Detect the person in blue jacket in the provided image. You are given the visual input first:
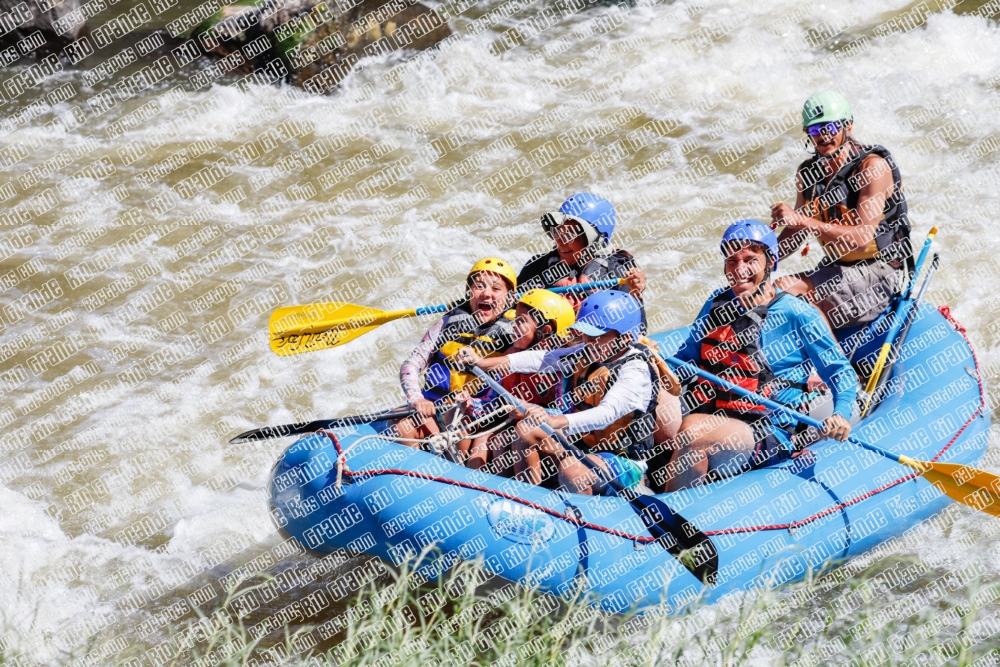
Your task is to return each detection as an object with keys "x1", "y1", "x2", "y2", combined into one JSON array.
[{"x1": 661, "y1": 219, "x2": 859, "y2": 491}]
